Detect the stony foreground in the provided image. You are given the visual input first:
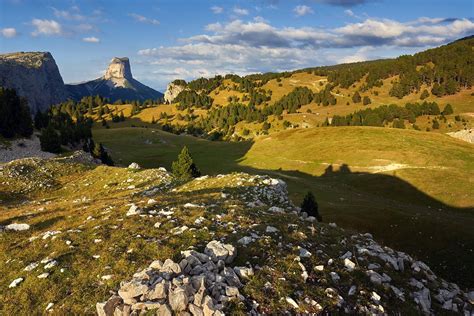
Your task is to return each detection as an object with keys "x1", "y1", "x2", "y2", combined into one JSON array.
[{"x1": 0, "y1": 155, "x2": 473, "y2": 315}]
